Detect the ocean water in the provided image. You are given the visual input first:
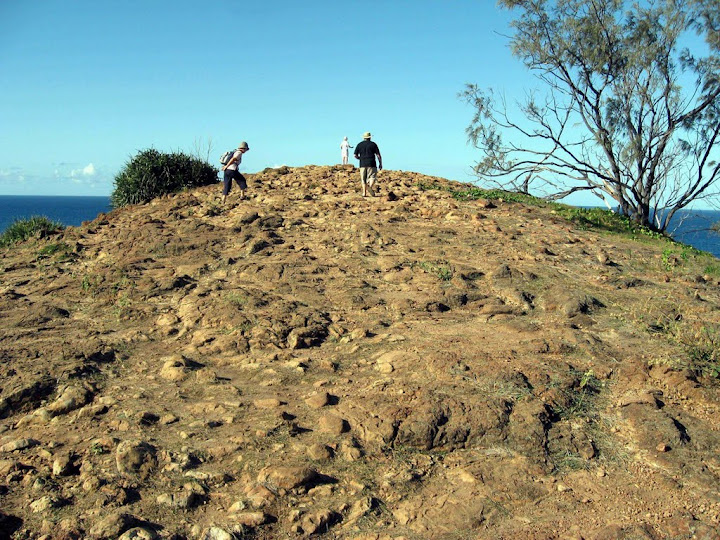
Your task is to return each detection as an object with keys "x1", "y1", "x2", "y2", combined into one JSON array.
[
  {"x1": 0, "y1": 196, "x2": 112, "y2": 234},
  {"x1": 0, "y1": 196, "x2": 719, "y2": 258},
  {"x1": 667, "y1": 209, "x2": 720, "y2": 258}
]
